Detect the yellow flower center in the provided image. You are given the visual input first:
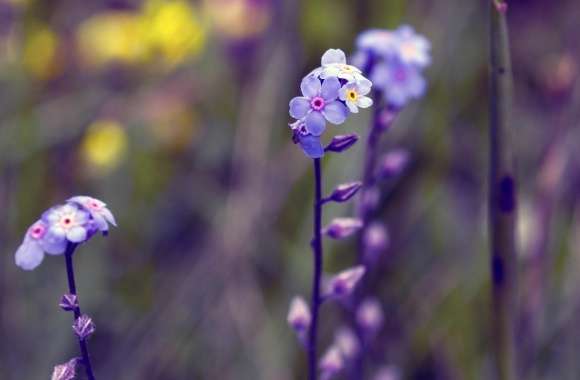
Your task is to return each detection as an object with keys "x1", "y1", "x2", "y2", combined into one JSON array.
[{"x1": 347, "y1": 90, "x2": 358, "y2": 101}]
